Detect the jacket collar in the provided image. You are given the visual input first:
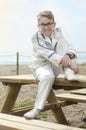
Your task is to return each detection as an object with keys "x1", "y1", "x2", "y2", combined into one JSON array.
[{"x1": 38, "y1": 31, "x2": 57, "y2": 45}]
